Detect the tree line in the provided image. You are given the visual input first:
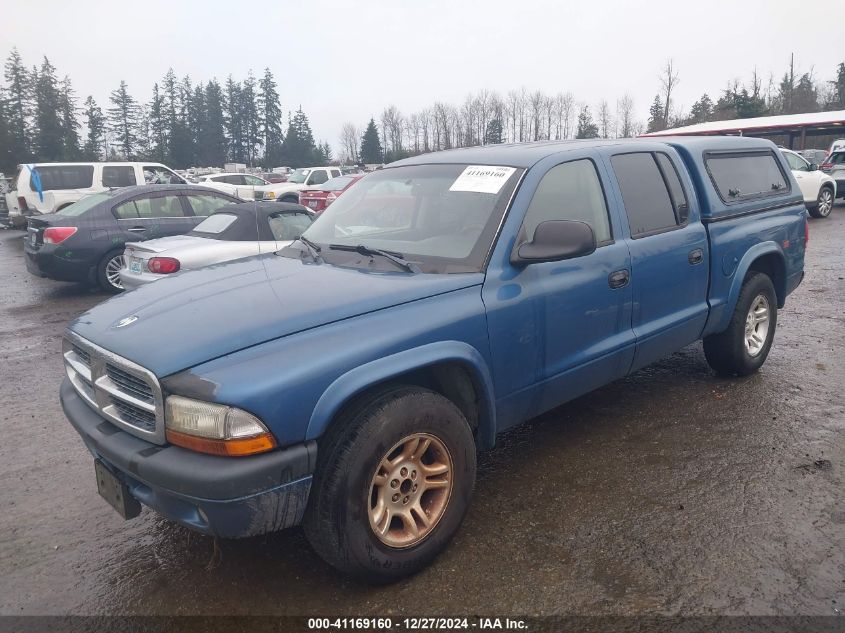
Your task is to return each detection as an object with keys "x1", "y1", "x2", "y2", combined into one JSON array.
[{"x1": 1, "y1": 46, "x2": 843, "y2": 174}]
